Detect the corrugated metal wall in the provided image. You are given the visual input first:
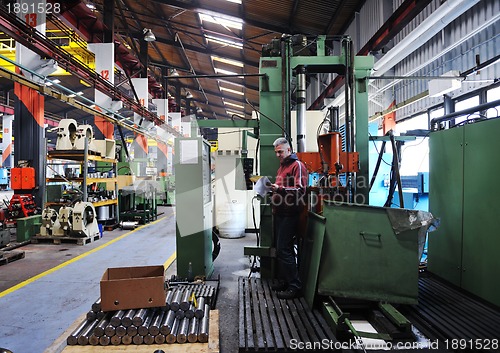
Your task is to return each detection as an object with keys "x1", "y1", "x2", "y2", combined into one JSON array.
[
  {"x1": 310, "y1": 0, "x2": 499, "y2": 124},
  {"x1": 392, "y1": 0, "x2": 499, "y2": 120}
]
